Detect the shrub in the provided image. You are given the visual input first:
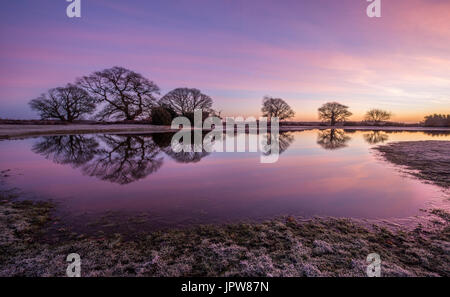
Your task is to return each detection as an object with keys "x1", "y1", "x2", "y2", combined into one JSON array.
[
  {"x1": 159, "y1": 104, "x2": 179, "y2": 119},
  {"x1": 151, "y1": 107, "x2": 173, "y2": 125},
  {"x1": 184, "y1": 111, "x2": 210, "y2": 125}
]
